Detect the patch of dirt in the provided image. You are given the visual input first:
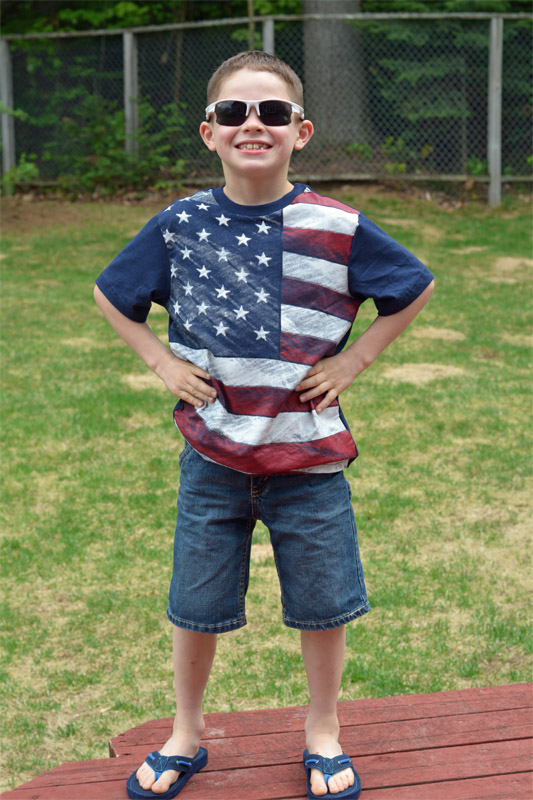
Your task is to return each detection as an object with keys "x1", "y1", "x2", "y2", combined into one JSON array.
[
  {"x1": 382, "y1": 363, "x2": 466, "y2": 385},
  {"x1": 1, "y1": 197, "x2": 91, "y2": 234},
  {"x1": 501, "y1": 333, "x2": 532, "y2": 348},
  {"x1": 485, "y1": 256, "x2": 533, "y2": 285},
  {"x1": 0, "y1": 181, "x2": 482, "y2": 236},
  {"x1": 121, "y1": 373, "x2": 165, "y2": 391},
  {"x1": 410, "y1": 327, "x2": 466, "y2": 342},
  {"x1": 451, "y1": 245, "x2": 488, "y2": 255},
  {"x1": 379, "y1": 217, "x2": 443, "y2": 241}
]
